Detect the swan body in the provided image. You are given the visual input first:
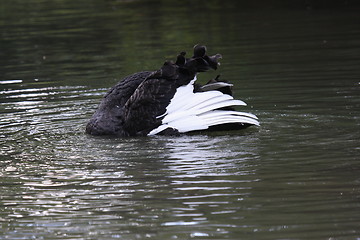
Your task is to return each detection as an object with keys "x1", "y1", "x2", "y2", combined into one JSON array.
[{"x1": 86, "y1": 45, "x2": 259, "y2": 137}]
